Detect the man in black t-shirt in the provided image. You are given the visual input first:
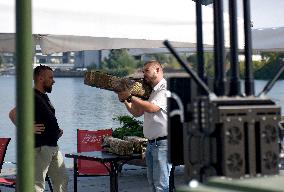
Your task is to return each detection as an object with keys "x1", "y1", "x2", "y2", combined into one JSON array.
[{"x1": 9, "y1": 65, "x2": 68, "y2": 192}]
